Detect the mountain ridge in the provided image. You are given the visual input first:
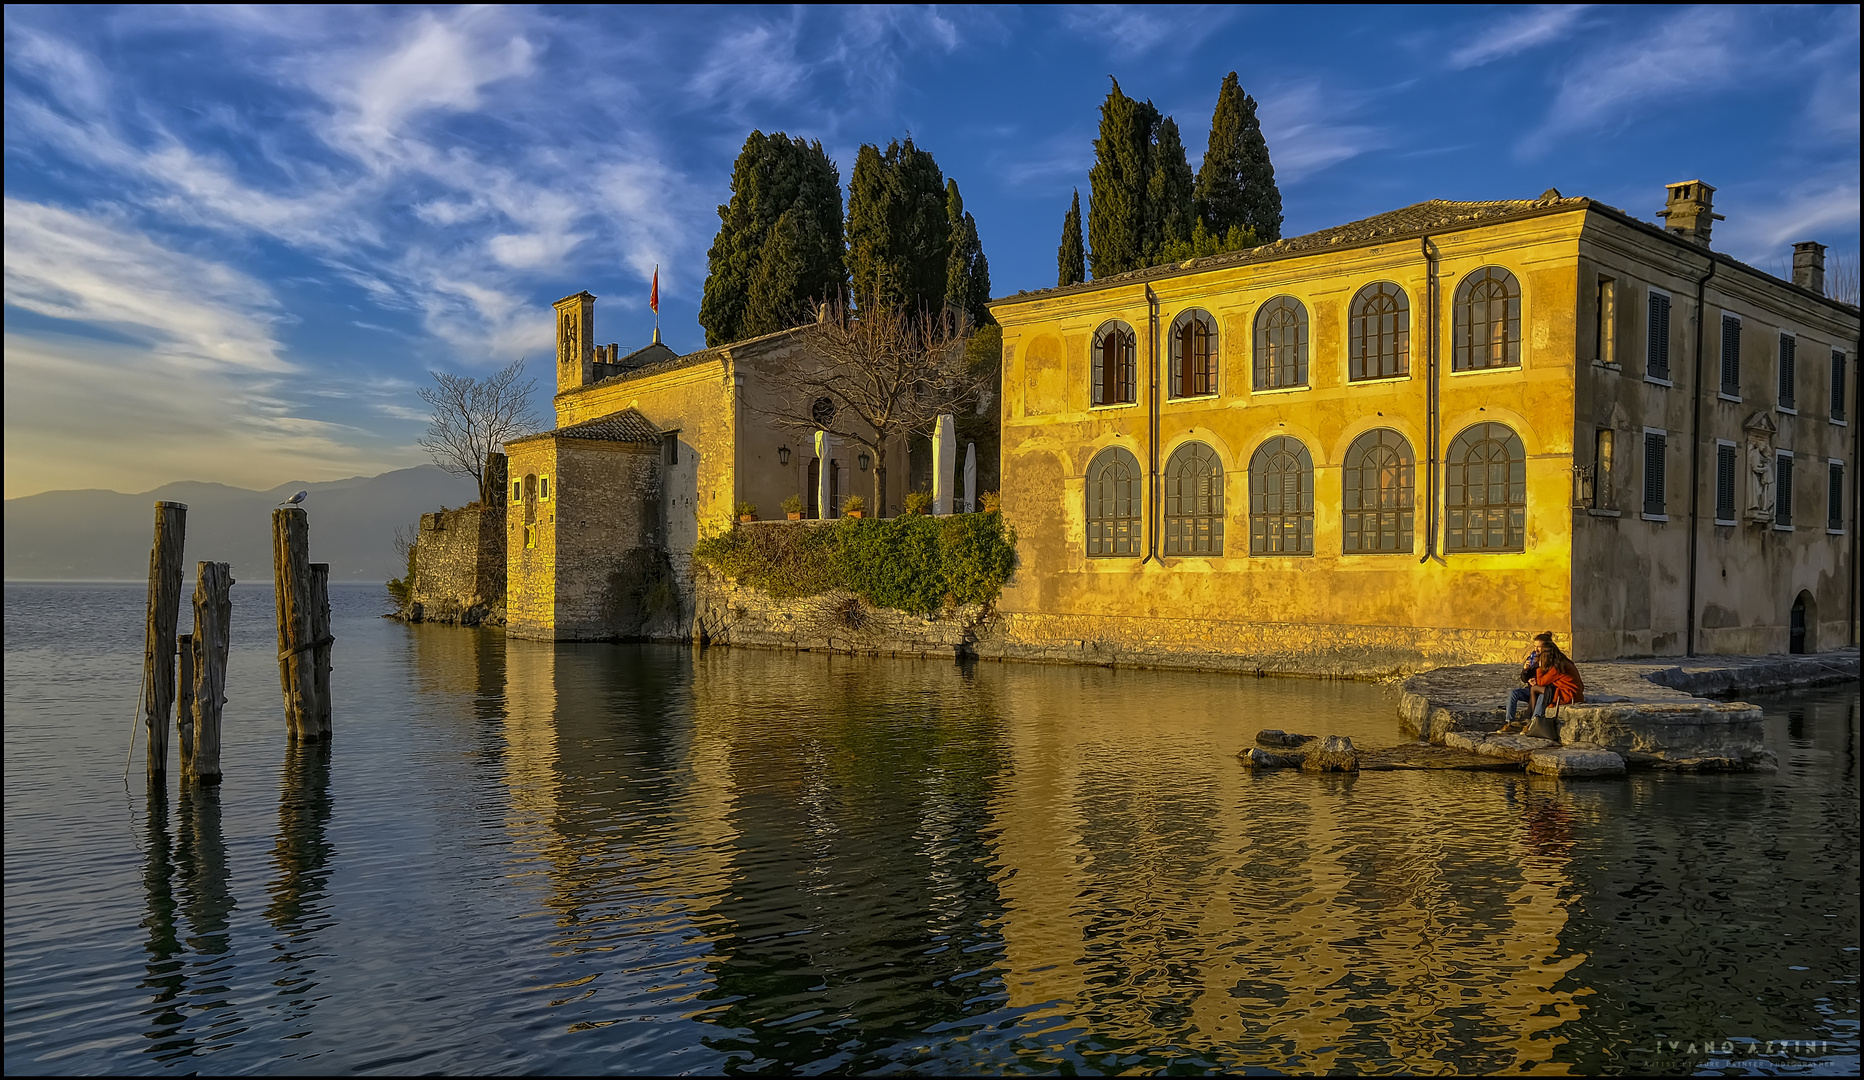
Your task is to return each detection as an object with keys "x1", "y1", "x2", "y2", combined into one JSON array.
[{"x1": 4, "y1": 465, "x2": 478, "y2": 582}]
